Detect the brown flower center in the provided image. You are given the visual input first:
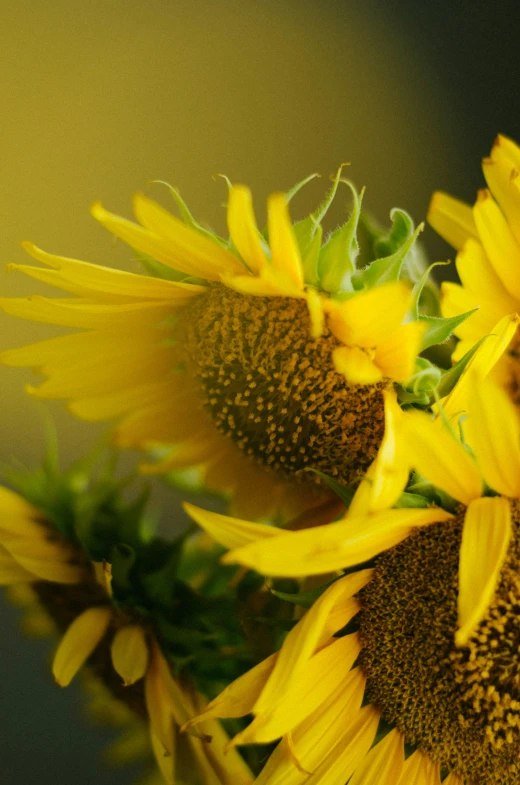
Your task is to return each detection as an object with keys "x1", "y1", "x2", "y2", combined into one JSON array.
[
  {"x1": 181, "y1": 284, "x2": 386, "y2": 486},
  {"x1": 359, "y1": 501, "x2": 520, "y2": 784}
]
